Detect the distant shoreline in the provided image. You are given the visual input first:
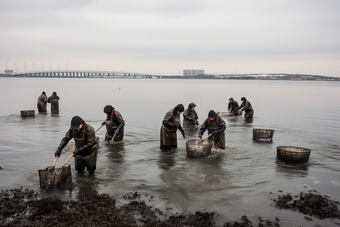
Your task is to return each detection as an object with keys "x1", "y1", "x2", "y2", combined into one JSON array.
[{"x1": 1, "y1": 73, "x2": 339, "y2": 81}]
